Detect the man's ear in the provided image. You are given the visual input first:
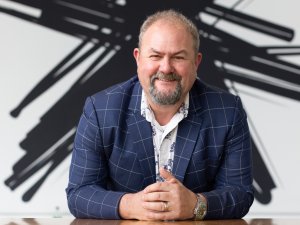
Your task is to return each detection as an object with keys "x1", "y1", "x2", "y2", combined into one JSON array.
[
  {"x1": 133, "y1": 48, "x2": 140, "y2": 62},
  {"x1": 195, "y1": 52, "x2": 202, "y2": 68}
]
